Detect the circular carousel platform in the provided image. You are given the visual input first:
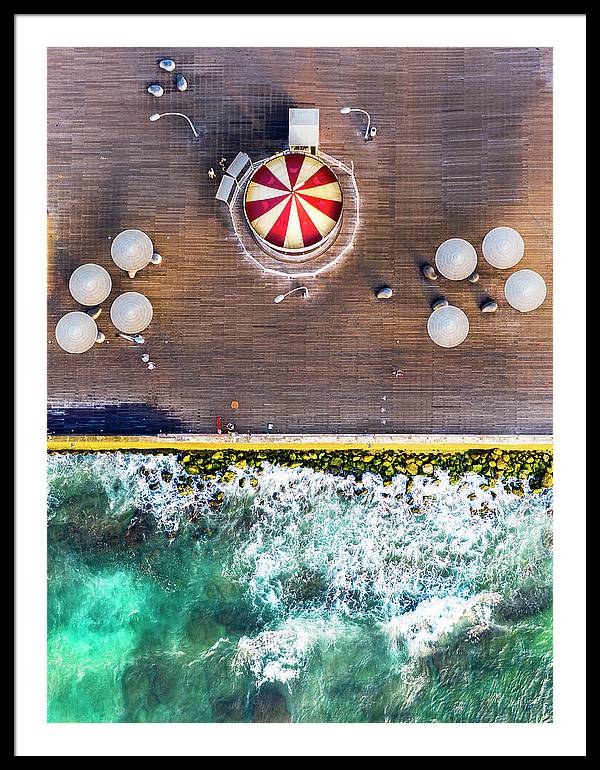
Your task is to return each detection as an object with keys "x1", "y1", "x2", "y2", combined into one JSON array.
[{"x1": 244, "y1": 153, "x2": 343, "y2": 262}]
